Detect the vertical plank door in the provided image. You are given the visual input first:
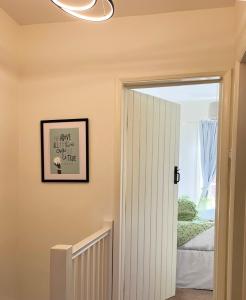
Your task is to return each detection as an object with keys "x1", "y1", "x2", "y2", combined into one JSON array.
[{"x1": 122, "y1": 89, "x2": 180, "y2": 300}]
